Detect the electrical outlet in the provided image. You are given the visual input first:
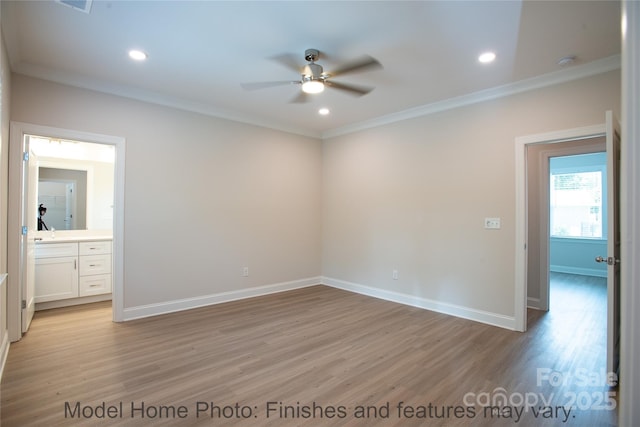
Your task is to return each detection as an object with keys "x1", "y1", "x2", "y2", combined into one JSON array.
[
  {"x1": 392, "y1": 269, "x2": 399, "y2": 280},
  {"x1": 242, "y1": 267, "x2": 249, "y2": 277},
  {"x1": 484, "y1": 218, "x2": 501, "y2": 229}
]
